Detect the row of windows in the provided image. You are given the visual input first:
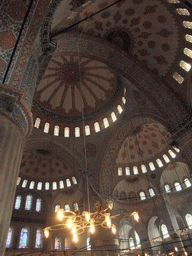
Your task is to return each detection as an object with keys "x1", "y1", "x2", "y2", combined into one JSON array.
[
  {"x1": 6, "y1": 228, "x2": 43, "y2": 249},
  {"x1": 118, "y1": 188, "x2": 155, "y2": 201},
  {"x1": 118, "y1": 148, "x2": 179, "y2": 176},
  {"x1": 17, "y1": 176, "x2": 77, "y2": 190},
  {"x1": 54, "y1": 203, "x2": 79, "y2": 213},
  {"x1": 14, "y1": 195, "x2": 42, "y2": 211},
  {"x1": 34, "y1": 106, "x2": 124, "y2": 137},
  {"x1": 167, "y1": 3, "x2": 192, "y2": 84},
  {"x1": 164, "y1": 178, "x2": 192, "y2": 193}
]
